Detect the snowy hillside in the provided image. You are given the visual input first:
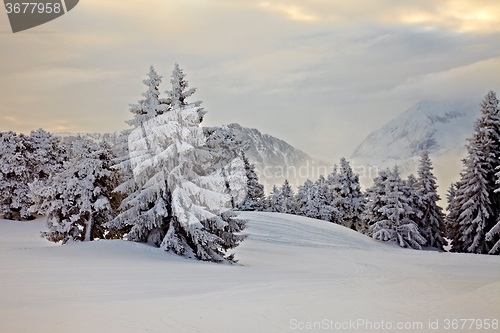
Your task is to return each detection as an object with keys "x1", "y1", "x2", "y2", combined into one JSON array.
[
  {"x1": 1, "y1": 212, "x2": 499, "y2": 333},
  {"x1": 351, "y1": 99, "x2": 479, "y2": 175}
]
